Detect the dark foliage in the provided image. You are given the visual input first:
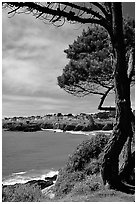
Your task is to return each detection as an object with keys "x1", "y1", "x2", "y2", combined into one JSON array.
[
  {"x1": 57, "y1": 18, "x2": 134, "y2": 97},
  {"x1": 54, "y1": 133, "x2": 111, "y2": 197}
]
